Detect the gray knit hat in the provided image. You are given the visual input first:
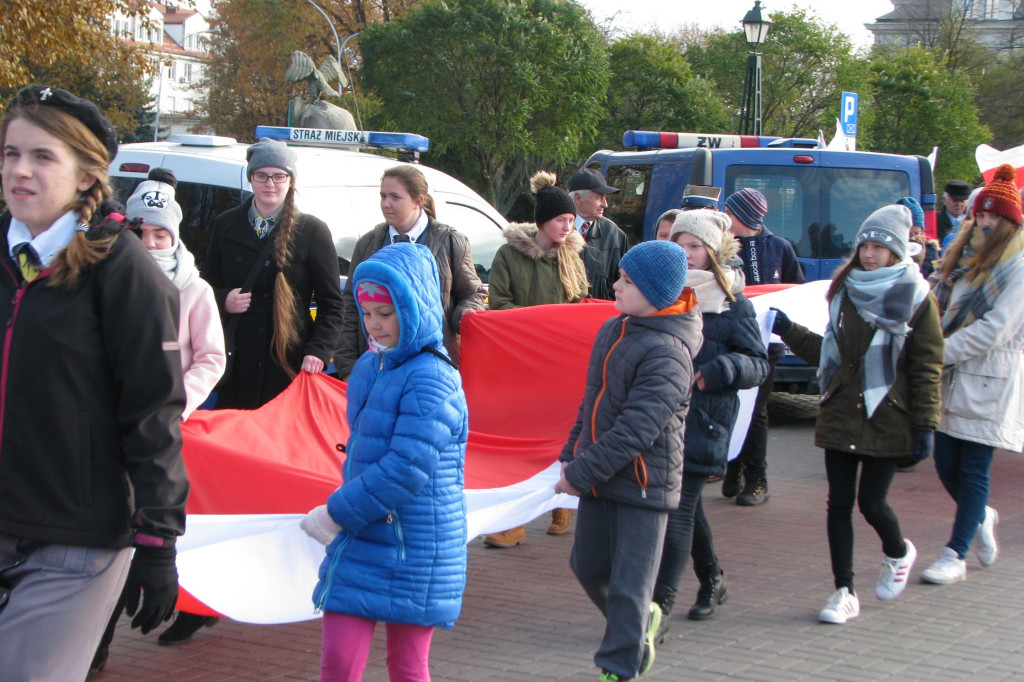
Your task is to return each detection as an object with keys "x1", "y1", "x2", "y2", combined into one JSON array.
[
  {"x1": 246, "y1": 138, "x2": 298, "y2": 180},
  {"x1": 618, "y1": 241, "x2": 688, "y2": 310},
  {"x1": 855, "y1": 205, "x2": 911, "y2": 260},
  {"x1": 126, "y1": 180, "x2": 183, "y2": 244},
  {"x1": 670, "y1": 209, "x2": 732, "y2": 254}
]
